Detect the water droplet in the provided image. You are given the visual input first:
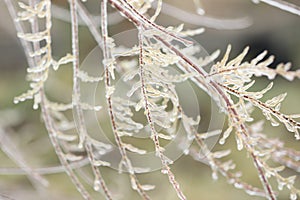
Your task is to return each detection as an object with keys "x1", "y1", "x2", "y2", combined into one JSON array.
[
  {"x1": 161, "y1": 168, "x2": 168, "y2": 174},
  {"x1": 33, "y1": 104, "x2": 39, "y2": 110},
  {"x1": 212, "y1": 171, "x2": 218, "y2": 180},
  {"x1": 197, "y1": 8, "x2": 205, "y2": 15}
]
